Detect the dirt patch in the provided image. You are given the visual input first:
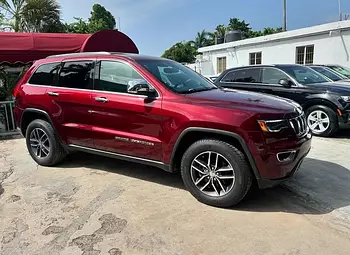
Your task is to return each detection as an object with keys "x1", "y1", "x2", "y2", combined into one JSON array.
[
  {"x1": 109, "y1": 248, "x2": 122, "y2": 255},
  {"x1": 1, "y1": 218, "x2": 29, "y2": 245},
  {"x1": 70, "y1": 214, "x2": 127, "y2": 255},
  {"x1": 6, "y1": 195, "x2": 21, "y2": 203},
  {"x1": 42, "y1": 226, "x2": 65, "y2": 236}
]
